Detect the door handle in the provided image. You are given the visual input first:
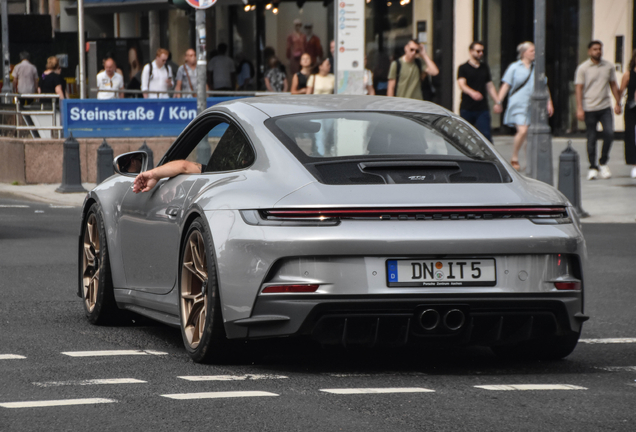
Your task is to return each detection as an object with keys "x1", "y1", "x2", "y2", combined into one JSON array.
[{"x1": 166, "y1": 206, "x2": 180, "y2": 217}]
